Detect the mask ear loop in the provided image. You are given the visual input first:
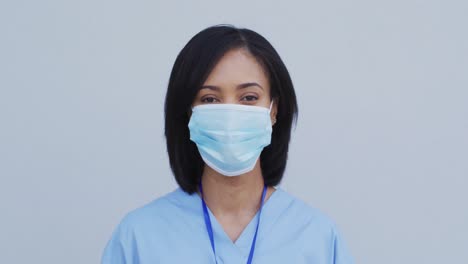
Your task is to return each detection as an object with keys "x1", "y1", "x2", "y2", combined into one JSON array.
[
  {"x1": 269, "y1": 99, "x2": 277, "y2": 125},
  {"x1": 268, "y1": 100, "x2": 274, "y2": 113}
]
